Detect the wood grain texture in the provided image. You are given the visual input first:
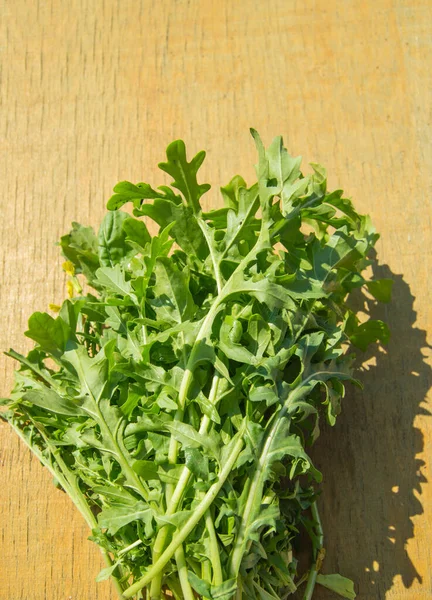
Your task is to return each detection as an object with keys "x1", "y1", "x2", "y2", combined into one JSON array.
[{"x1": 1, "y1": 0, "x2": 431, "y2": 598}]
